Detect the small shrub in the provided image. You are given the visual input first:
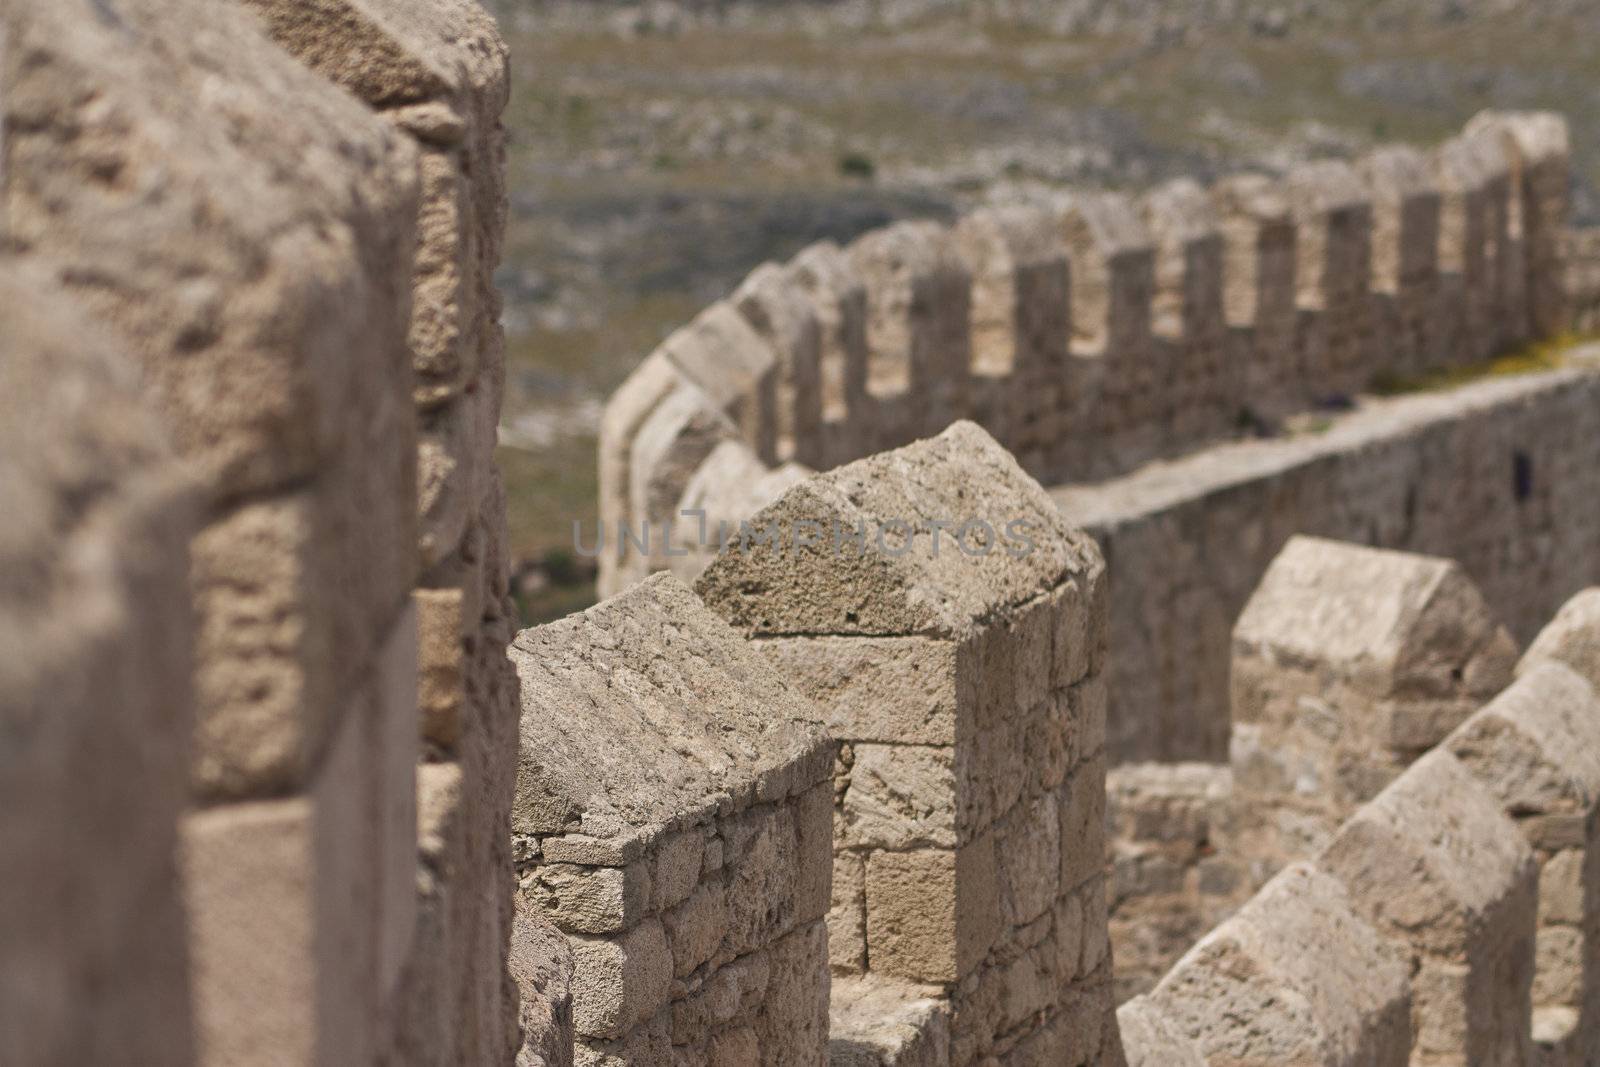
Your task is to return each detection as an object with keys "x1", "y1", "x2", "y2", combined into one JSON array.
[{"x1": 838, "y1": 151, "x2": 876, "y2": 180}]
